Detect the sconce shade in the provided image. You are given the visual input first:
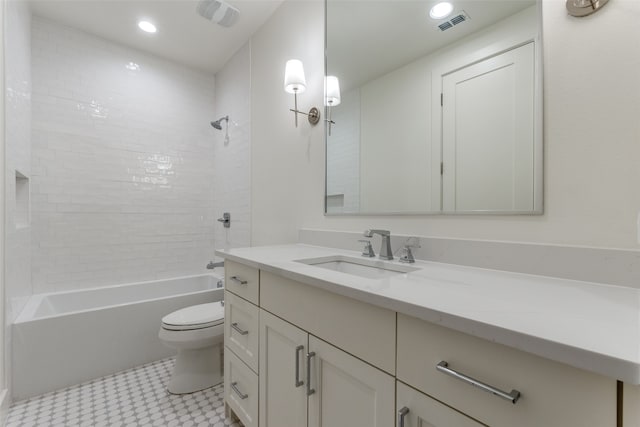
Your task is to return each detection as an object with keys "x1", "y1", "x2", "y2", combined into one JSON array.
[
  {"x1": 284, "y1": 59, "x2": 307, "y2": 94},
  {"x1": 325, "y1": 76, "x2": 341, "y2": 106}
]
